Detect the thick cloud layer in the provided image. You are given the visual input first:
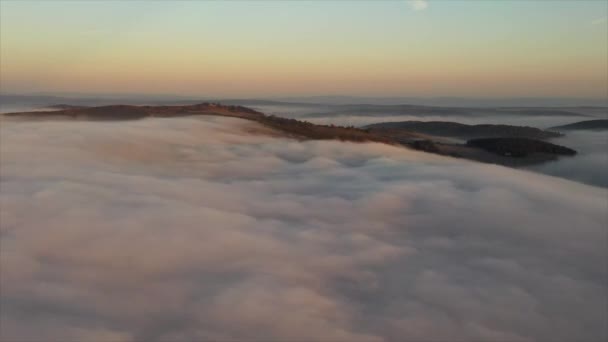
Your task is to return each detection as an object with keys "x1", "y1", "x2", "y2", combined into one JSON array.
[
  {"x1": 526, "y1": 131, "x2": 608, "y2": 188},
  {"x1": 249, "y1": 103, "x2": 608, "y2": 189},
  {"x1": 1, "y1": 117, "x2": 606, "y2": 341}
]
